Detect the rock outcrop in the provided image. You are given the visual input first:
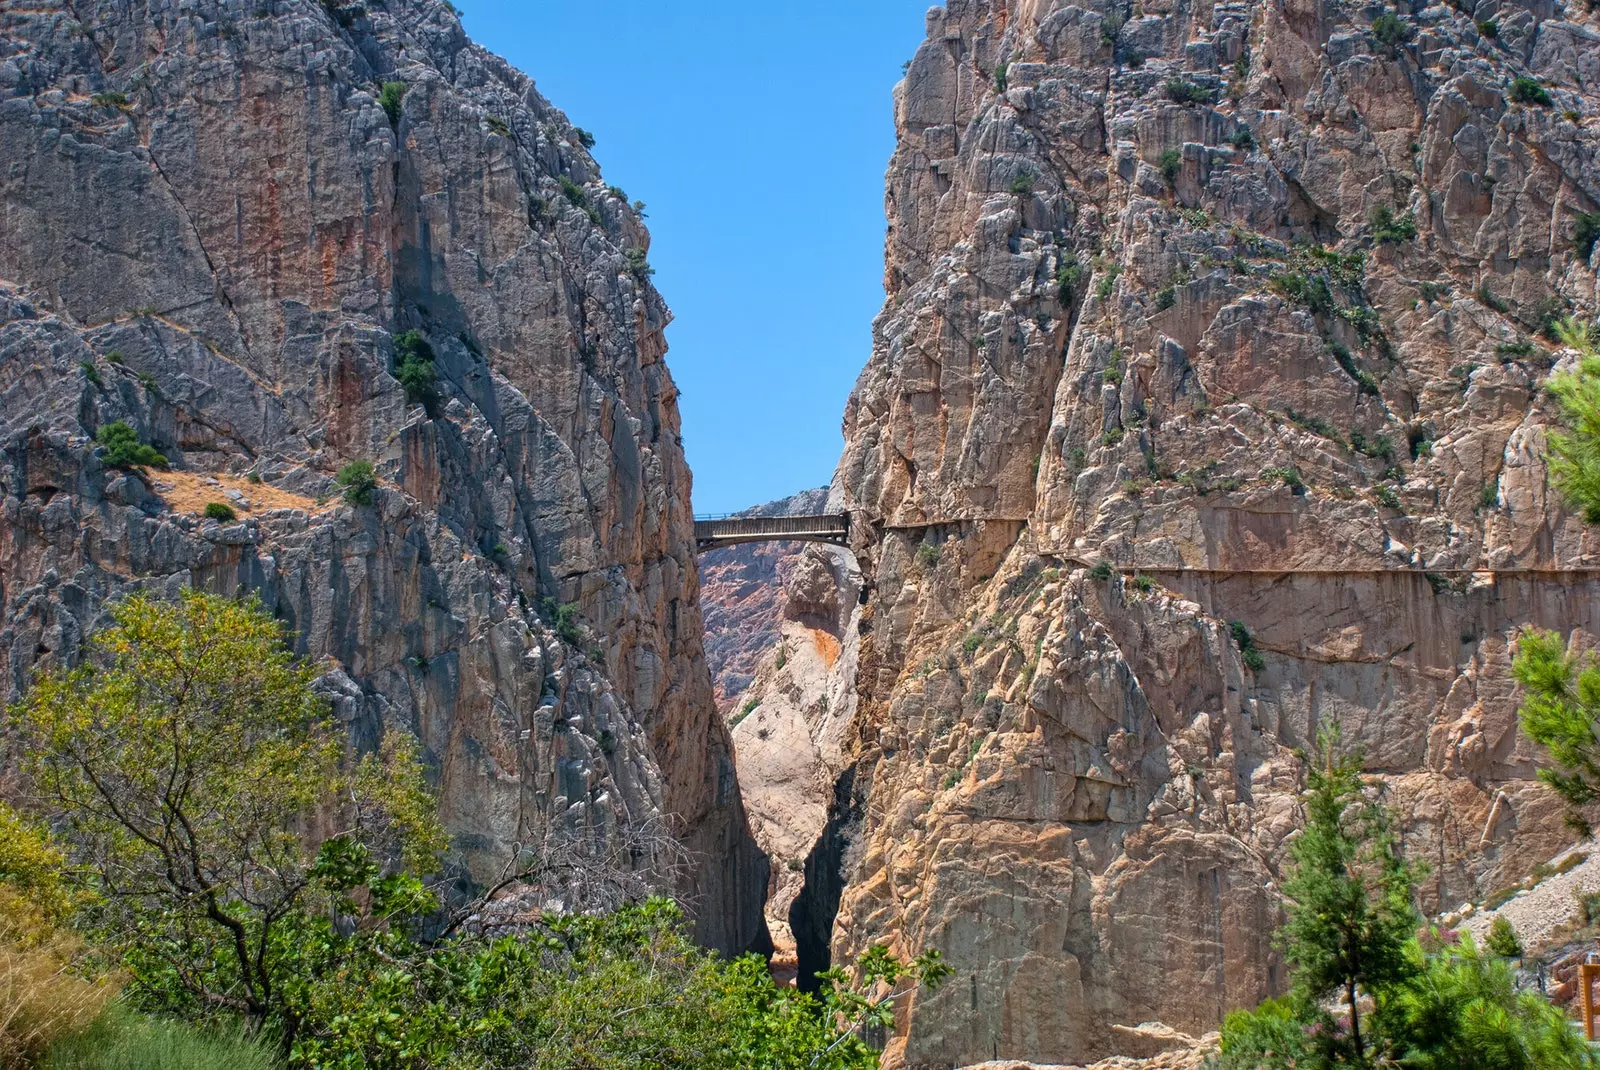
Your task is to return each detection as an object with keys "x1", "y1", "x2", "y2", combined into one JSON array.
[
  {"x1": 0, "y1": 0, "x2": 764, "y2": 954},
  {"x1": 821, "y1": 0, "x2": 1600, "y2": 1064}
]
